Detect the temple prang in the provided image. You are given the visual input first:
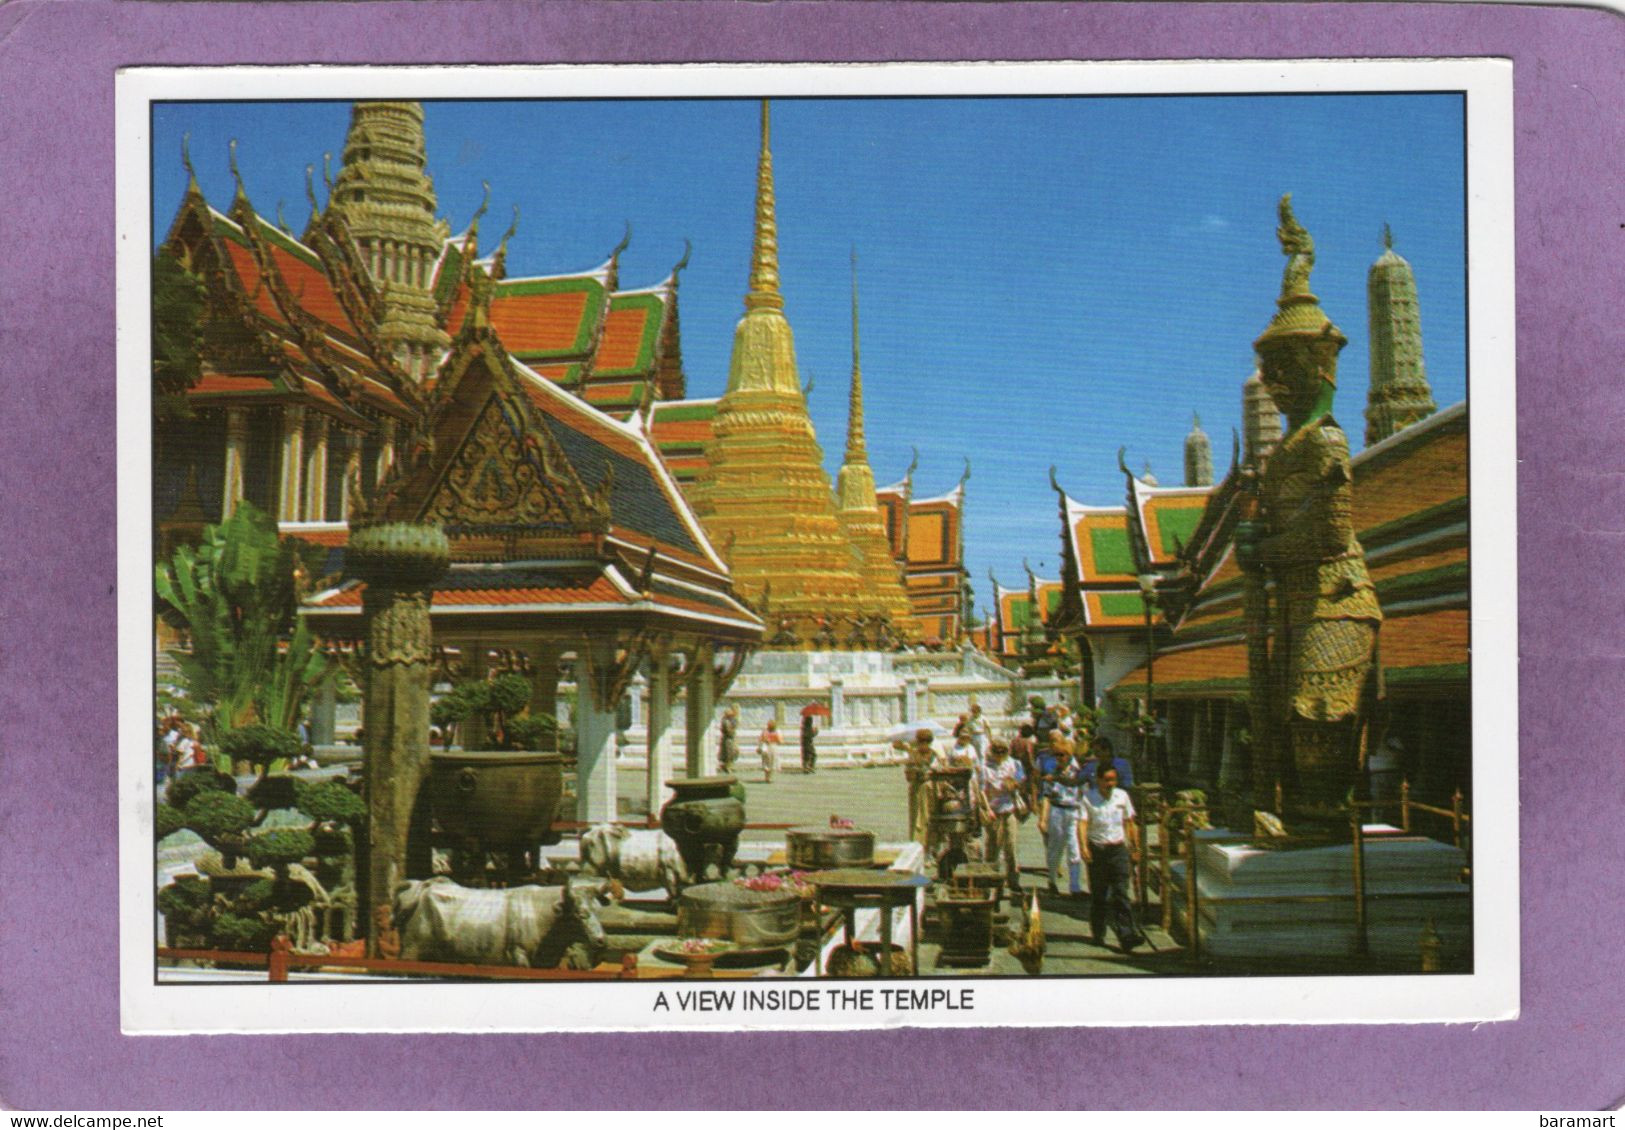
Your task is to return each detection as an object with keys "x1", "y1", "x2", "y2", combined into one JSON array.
[{"x1": 1364, "y1": 226, "x2": 1437, "y2": 445}]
